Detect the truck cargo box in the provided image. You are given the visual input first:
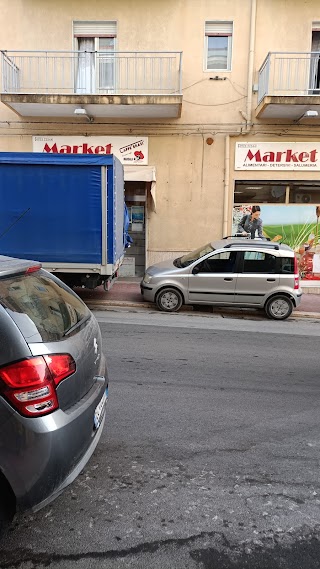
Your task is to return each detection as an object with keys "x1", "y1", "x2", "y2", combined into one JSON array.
[{"x1": 0, "y1": 152, "x2": 126, "y2": 289}]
